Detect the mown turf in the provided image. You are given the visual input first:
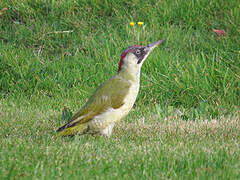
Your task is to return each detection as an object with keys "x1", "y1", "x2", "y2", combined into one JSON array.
[
  {"x1": 0, "y1": 100, "x2": 239, "y2": 179},
  {"x1": 0, "y1": 0, "x2": 239, "y2": 179}
]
